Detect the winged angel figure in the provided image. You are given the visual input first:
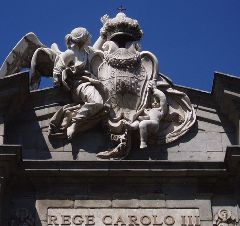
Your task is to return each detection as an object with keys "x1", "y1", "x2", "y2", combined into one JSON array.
[{"x1": 0, "y1": 12, "x2": 196, "y2": 159}]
